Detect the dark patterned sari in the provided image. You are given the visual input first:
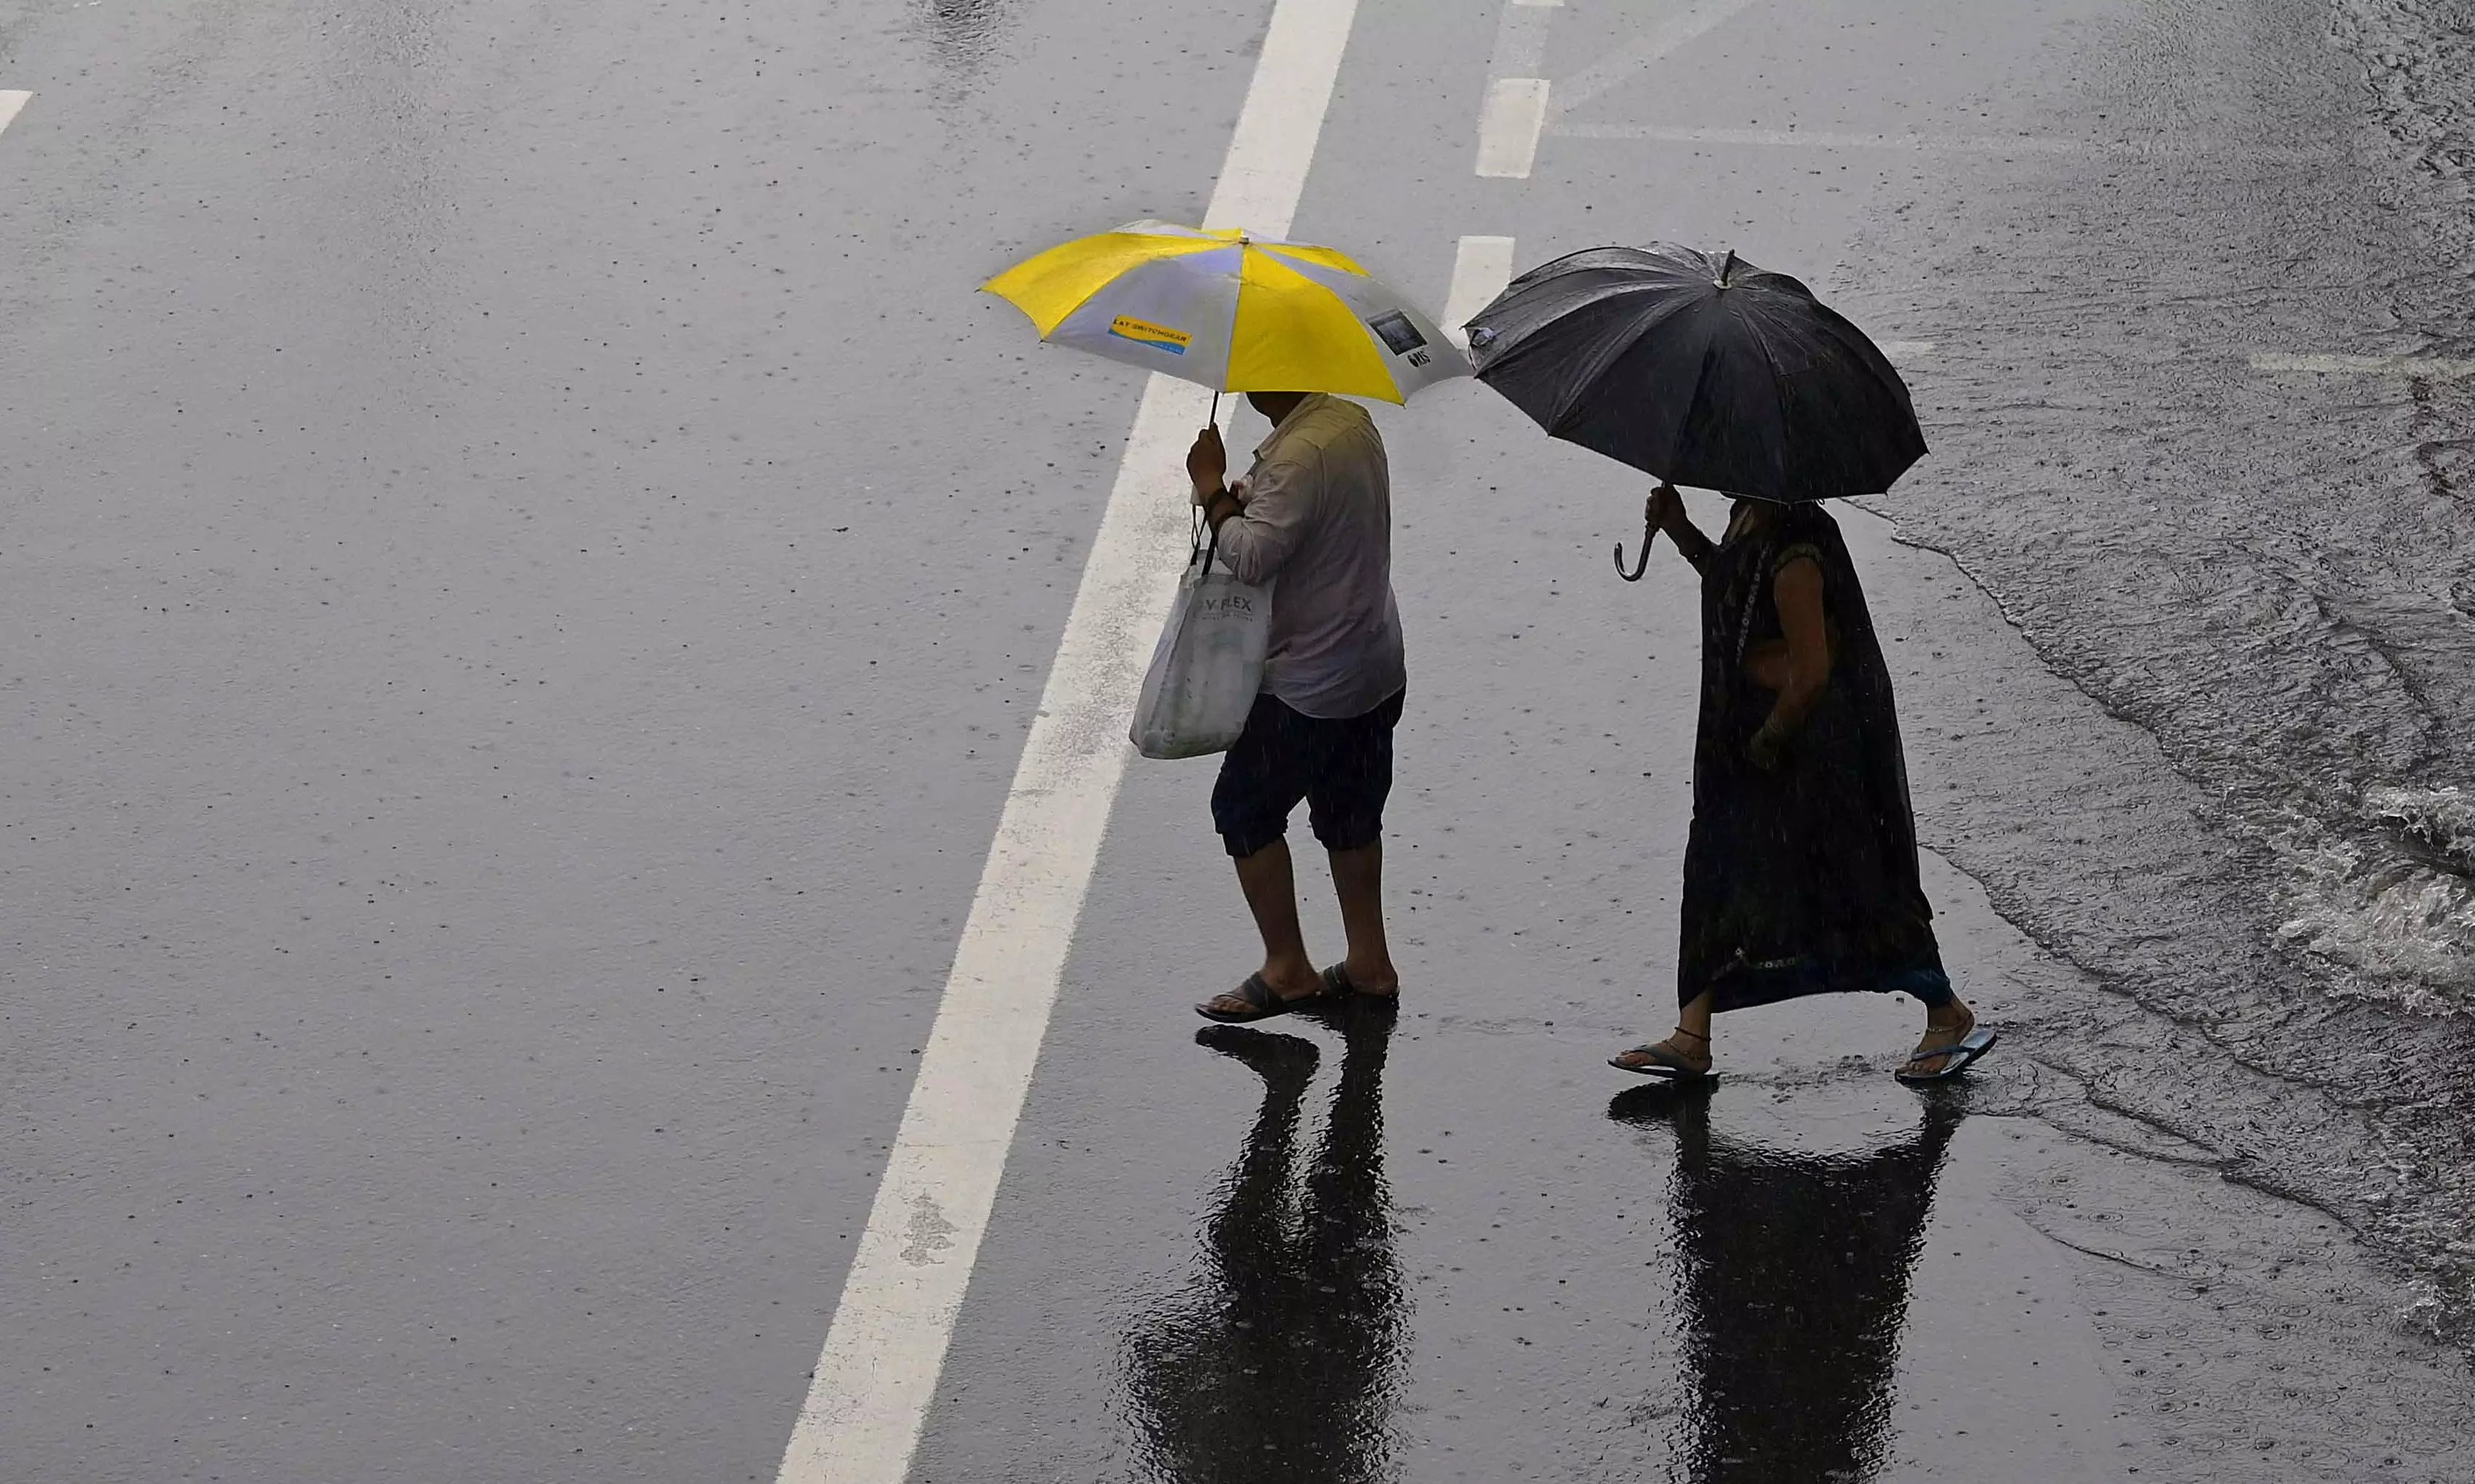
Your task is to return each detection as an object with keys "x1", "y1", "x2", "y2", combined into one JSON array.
[{"x1": 1677, "y1": 502, "x2": 1949, "y2": 1014}]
